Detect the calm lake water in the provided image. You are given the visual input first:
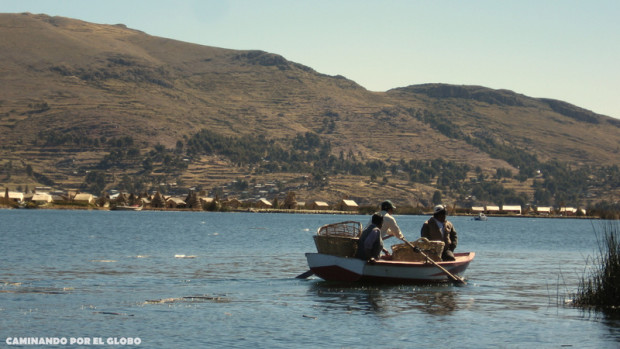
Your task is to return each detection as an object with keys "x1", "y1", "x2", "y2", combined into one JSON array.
[{"x1": 1, "y1": 209, "x2": 619, "y2": 348}]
